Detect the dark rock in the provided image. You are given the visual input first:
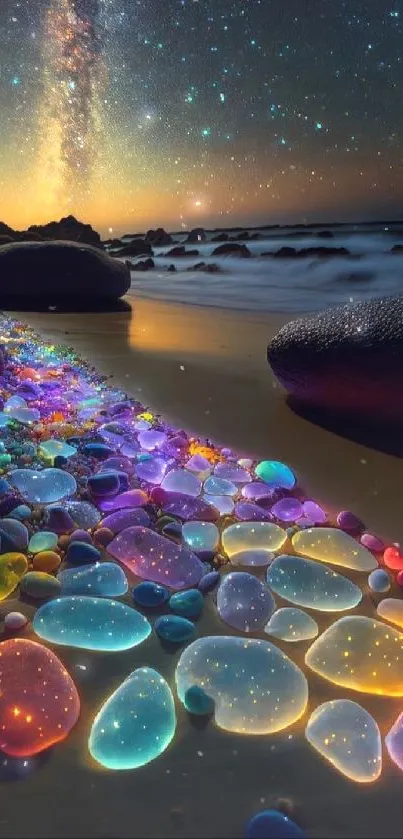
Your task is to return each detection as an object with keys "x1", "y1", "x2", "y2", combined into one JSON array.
[
  {"x1": 0, "y1": 235, "x2": 15, "y2": 246},
  {"x1": 249, "y1": 232, "x2": 261, "y2": 240},
  {"x1": 0, "y1": 241, "x2": 130, "y2": 301},
  {"x1": 104, "y1": 238, "x2": 124, "y2": 248},
  {"x1": 212, "y1": 243, "x2": 251, "y2": 258},
  {"x1": 146, "y1": 228, "x2": 173, "y2": 247},
  {"x1": 190, "y1": 262, "x2": 220, "y2": 273},
  {"x1": 270, "y1": 246, "x2": 349, "y2": 259},
  {"x1": 211, "y1": 233, "x2": 229, "y2": 243},
  {"x1": 186, "y1": 228, "x2": 206, "y2": 244},
  {"x1": 18, "y1": 231, "x2": 44, "y2": 242},
  {"x1": 114, "y1": 240, "x2": 152, "y2": 258},
  {"x1": 267, "y1": 295, "x2": 403, "y2": 422},
  {"x1": 0, "y1": 222, "x2": 15, "y2": 238},
  {"x1": 165, "y1": 246, "x2": 186, "y2": 257},
  {"x1": 130, "y1": 257, "x2": 155, "y2": 271},
  {"x1": 317, "y1": 230, "x2": 334, "y2": 238},
  {"x1": 391, "y1": 245, "x2": 403, "y2": 254},
  {"x1": 270, "y1": 247, "x2": 297, "y2": 258},
  {"x1": 232, "y1": 231, "x2": 250, "y2": 241},
  {"x1": 28, "y1": 215, "x2": 101, "y2": 248},
  {"x1": 337, "y1": 271, "x2": 374, "y2": 283},
  {"x1": 167, "y1": 264, "x2": 176, "y2": 272}
]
